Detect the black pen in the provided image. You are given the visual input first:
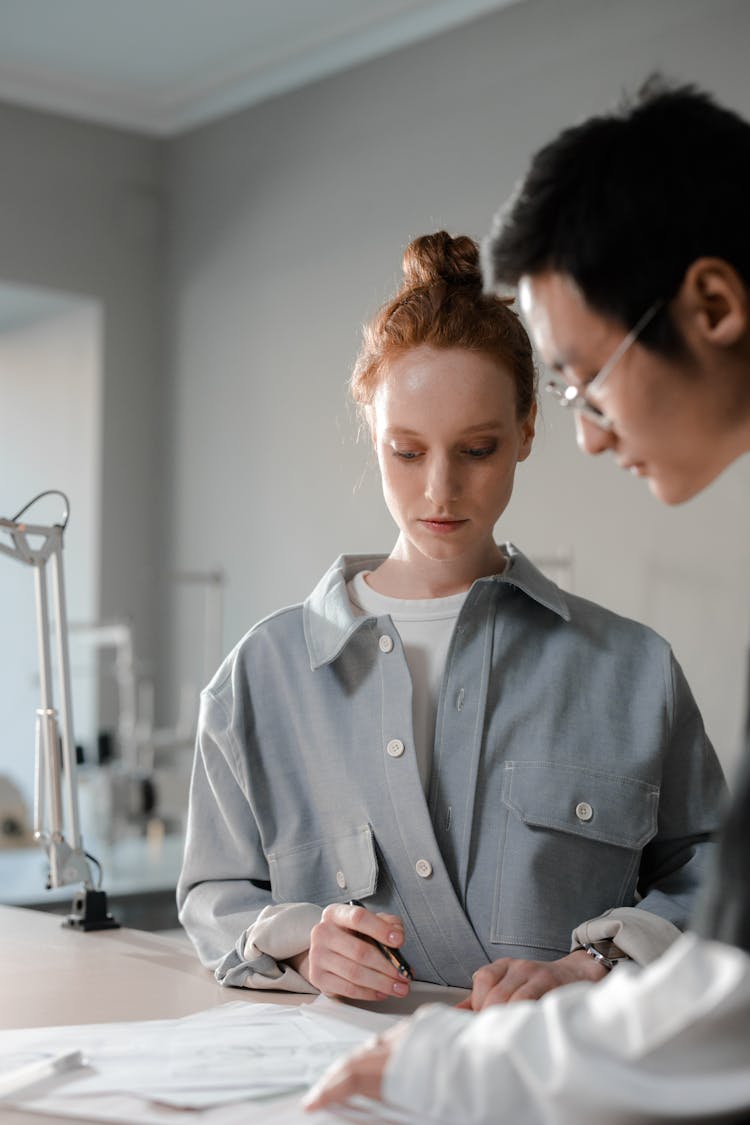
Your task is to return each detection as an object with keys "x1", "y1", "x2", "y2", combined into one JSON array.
[{"x1": 348, "y1": 899, "x2": 413, "y2": 981}]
